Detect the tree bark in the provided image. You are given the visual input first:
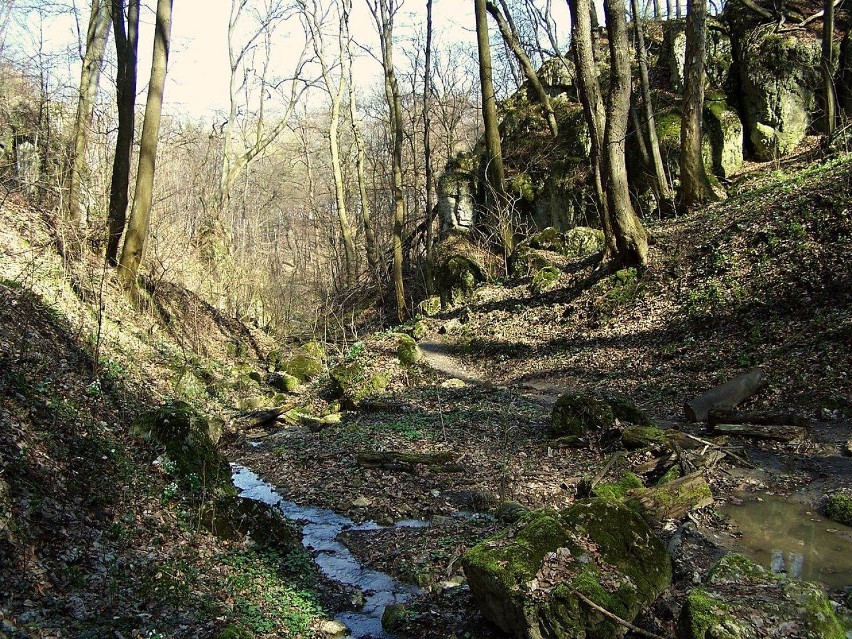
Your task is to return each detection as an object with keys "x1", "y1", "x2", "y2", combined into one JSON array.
[
  {"x1": 424, "y1": 0, "x2": 435, "y2": 293},
  {"x1": 684, "y1": 368, "x2": 767, "y2": 422},
  {"x1": 567, "y1": 0, "x2": 615, "y2": 258},
  {"x1": 105, "y1": 0, "x2": 139, "y2": 266},
  {"x1": 474, "y1": 0, "x2": 507, "y2": 217},
  {"x1": 117, "y1": 0, "x2": 173, "y2": 288},
  {"x1": 822, "y1": 0, "x2": 836, "y2": 137},
  {"x1": 67, "y1": 0, "x2": 112, "y2": 235},
  {"x1": 603, "y1": 0, "x2": 649, "y2": 266},
  {"x1": 485, "y1": 0, "x2": 558, "y2": 137},
  {"x1": 342, "y1": 0, "x2": 379, "y2": 271},
  {"x1": 680, "y1": 0, "x2": 719, "y2": 207},
  {"x1": 369, "y1": 0, "x2": 407, "y2": 322},
  {"x1": 630, "y1": 0, "x2": 672, "y2": 207}
]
